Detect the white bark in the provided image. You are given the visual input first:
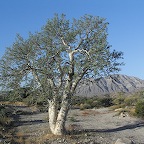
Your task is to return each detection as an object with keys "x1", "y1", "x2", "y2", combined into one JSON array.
[
  {"x1": 48, "y1": 47, "x2": 74, "y2": 135},
  {"x1": 54, "y1": 99, "x2": 69, "y2": 135},
  {"x1": 48, "y1": 99, "x2": 57, "y2": 134},
  {"x1": 48, "y1": 96, "x2": 69, "y2": 135}
]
